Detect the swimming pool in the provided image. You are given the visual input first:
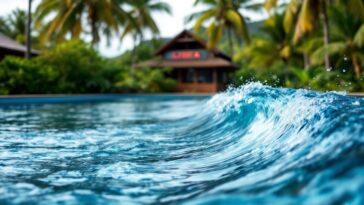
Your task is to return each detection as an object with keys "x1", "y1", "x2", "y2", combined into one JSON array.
[{"x1": 1, "y1": 83, "x2": 364, "y2": 205}]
